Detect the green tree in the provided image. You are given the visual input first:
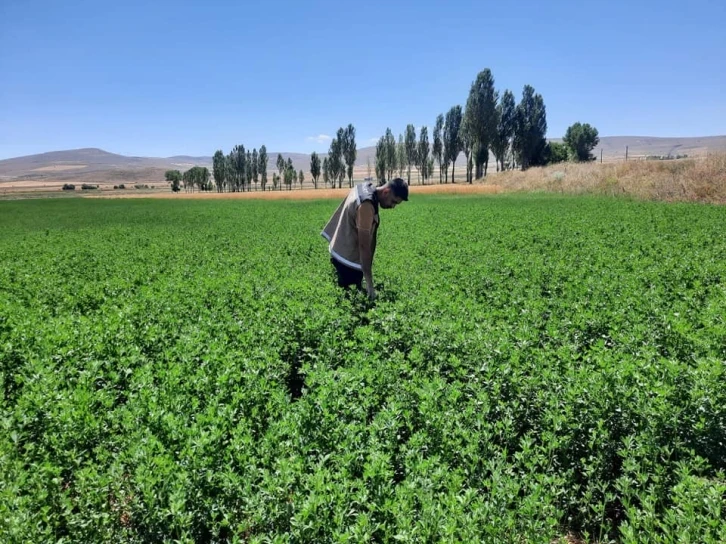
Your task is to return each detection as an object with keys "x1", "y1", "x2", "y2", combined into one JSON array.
[
  {"x1": 239, "y1": 146, "x2": 248, "y2": 191},
  {"x1": 245, "y1": 150, "x2": 253, "y2": 192},
  {"x1": 190, "y1": 167, "x2": 198, "y2": 191},
  {"x1": 548, "y1": 141, "x2": 569, "y2": 164},
  {"x1": 375, "y1": 137, "x2": 387, "y2": 183},
  {"x1": 286, "y1": 158, "x2": 294, "y2": 190},
  {"x1": 405, "y1": 124, "x2": 417, "y2": 184},
  {"x1": 200, "y1": 166, "x2": 211, "y2": 191},
  {"x1": 165, "y1": 170, "x2": 182, "y2": 184},
  {"x1": 464, "y1": 69, "x2": 498, "y2": 179},
  {"x1": 444, "y1": 105, "x2": 463, "y2": 183},
  {"x1": 231, "y1": 145, "x2": 246, "y2": 191},
  {"x1": 384, "y1": 128, "x2": 397, "y2": 182},
  {"x1": 165, "y1": 169, "x2": 182, "y2": 192},
  {"x1": 212, "y1": 150, "x2": 226, "y2": 192},
  {"x1": 417, "y1": 126, "x2": 430, "y2": 185},
  {"x1": 322, "y1": 157, "x2": 330, "y2": 187},
  {"x1": 343, "y1": 124, "x2": 357, "y2": 188},
  {"x1": 513, "y1": 85, "x2": 547, "y2": 170},
  {"x1": 225, "y1": 152, "x2": 235, "y2": 191},
  {"x1": 563, "y1": 122, "x2": 600, "y2": 161},
  {"x1": 223, "y1": 153, "x2": 230, "y2": 190},
  {"x1": 433, "y1": 113, "x2": 444, "y2": 183},
  {"x1": 251, "y1": 148, "x2": 259, "y2": 190},
  {"x1": 298, "y1": 169, "x2": 304, "y2": 189},
  {"x1": 284, "y1": 159, "x2": 295, "y2": 190},
  {"x1": 491, "y1": 89, "x2": 516, "y2": 172},
  {"x1": 224, "y1": 151, "x2": 235, "y2": 191},
  {"x1": 328, "y1": 135, "x2": 343, "y2": 189},
  {"x1": 396, "y1": 134, "x2": 406, "y2": 178},
  {"x1": 276, "y1": 154, "x2": 285, "y2": 190},
  {"x1": 183, "y1": 166, "x2": 211, "y2": 192},
  {"x1": 310, "y1": 151, "x2": 321, "y2": 189},
  {"x1": 335, "y1": 127, "x2": 346, "y2": 188},
  {"x1": 460, "y1": 115, "x2": 475, "y2": 183},
  {"x1": 259, "y1": 145, "x2": 268, "y2": 191},
  {"x1": 475, "y1": 143, "x2": 489, "y2": 179},
  {"x1": 182, "y1": 169, "x2": 192, "y2": 192}
]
